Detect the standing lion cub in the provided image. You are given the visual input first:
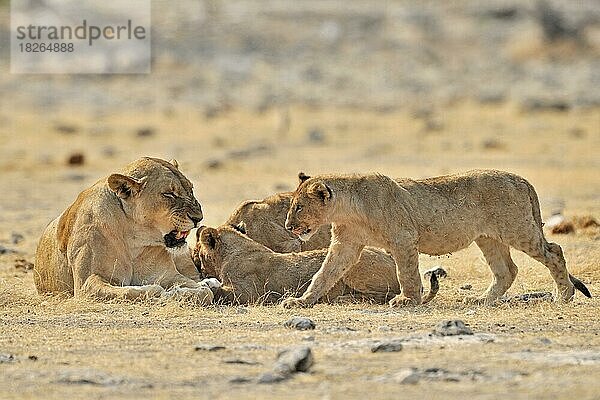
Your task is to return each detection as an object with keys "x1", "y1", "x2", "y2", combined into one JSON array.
[
  {"x1": 34, "y1": 157, "x2": 213, "y2": 303},
  {"x1": 282, "y1": 170, "x2": 591, "y2": 308}
]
